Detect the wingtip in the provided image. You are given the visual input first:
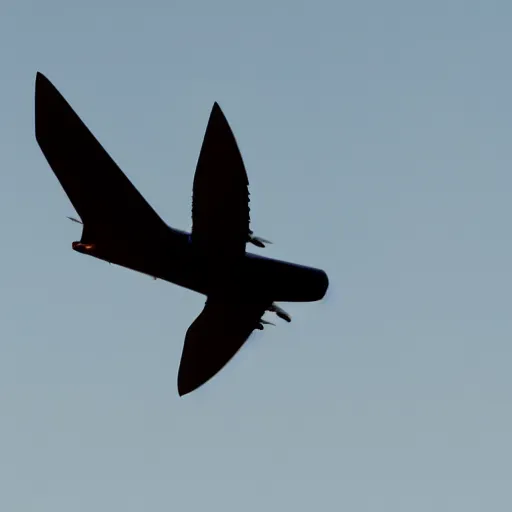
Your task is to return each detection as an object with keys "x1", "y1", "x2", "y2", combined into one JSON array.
[
  {"x1": 177, "y1": 367, "x2": 209, "y2": 397},
  {"x1": 35, "y1": 72, "x2": 54, "y2": 140},
  {"x1": 207, "y1": 101, "x2": 230, "y2": 130},
  {"x1": 211, "y1": 101, "x2": 224, "y2": 116},
  {"x1": 35, "y1": 71, "x2": 48, "y2": 88},
  {"x1": 35, "y1": 72, "x2": 55, "y2": 106},
  {"x1": 35, "y1": 72, "x2": 62, "y2": 100},
  {"x1": 177, "y1": 370, "x2": 196, "y2": 397},
  {"x1": 177, "y1": 380, "x2": 196, "y2": 397}
]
